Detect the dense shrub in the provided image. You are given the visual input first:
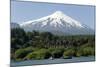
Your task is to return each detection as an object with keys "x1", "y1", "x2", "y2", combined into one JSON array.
[
  {"x1": 51, "y1": 48, "x2": 64, "y2": 58},
  {"x1": 26, "y1": 49, "x2": 51, "y2": 60},
  {"x1": 76, "y1": 46, "x2": 95, "y2": 57},
  {"x1": 82, "y1": 47, "x2": 95, "y2": 56},
  {"x1": 75, "y1": 49, "x2": 82, "y2": 57},
  {"x1": 91, "y1": 47, "x2": 95, "y2": 56},
  {"x1": 25, "y1": 52, "x2": 37, "y2": 60},
  {"x1": 24, "y1": 47, "x2": 34, "y2": 52},
  {"x1": 48, "y1": 48, "x2": 55, "y2": 52},
  {"x1": 63, "y1": 48, "x2": 75, "y2": 58},
  {"x1": 15, "y1": 48, "x2": 33, "y2": 59},
  {"x1": 15, "y1": 49, "x2": 26, "y2": 59}
]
